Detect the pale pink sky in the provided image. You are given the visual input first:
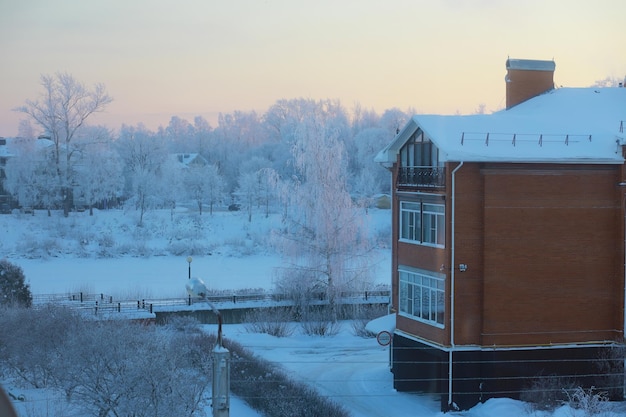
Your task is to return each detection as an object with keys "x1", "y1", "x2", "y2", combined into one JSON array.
[{"x1": 1, "y1": 0, "x2": 625, "y2": 135}]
